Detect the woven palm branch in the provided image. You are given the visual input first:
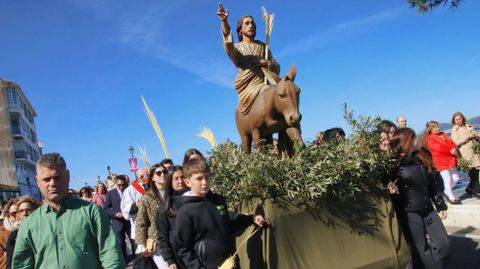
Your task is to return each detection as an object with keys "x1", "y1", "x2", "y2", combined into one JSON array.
[
  {"x1": 218, "y1": 226, "x2": 262, "y2": 269},
  {"x1": 261, "y1": 6, "x2": 274, "y2": 84},
  {"x1": 196, "y1": 127, "x2": 217, "y2": 149},
  {"x1": 141, "y1": 96, "x2": 170, "y2": 159}
]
